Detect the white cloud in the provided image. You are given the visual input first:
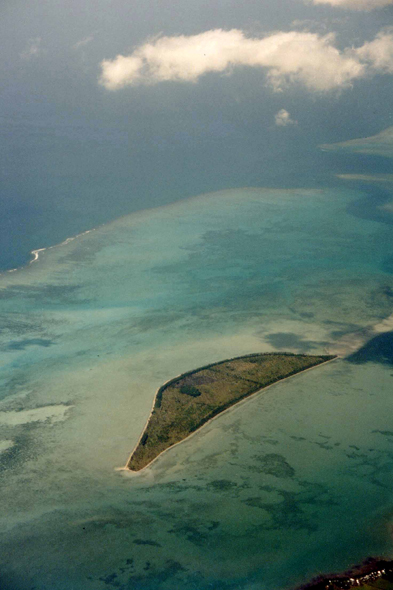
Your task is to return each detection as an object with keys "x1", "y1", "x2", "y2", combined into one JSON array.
[
  {"x1": 355, "y1": 28, "x2": 393, "y2": 72},
  {"x1": 311, "y1": 0, "x2": 393, "y2": 10},
  {"x1": 275, "y1": 109, "x2": 297, "y2": 126},
  {"x1": 20, "y1": 37, "x2": 42, "y2": 60},
  {"x1": 99, "y1": 27, "x2": 393, "y2": 93},
  {"x1": 99, "y1": 29, "x2": 365, "y2": 92}
]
